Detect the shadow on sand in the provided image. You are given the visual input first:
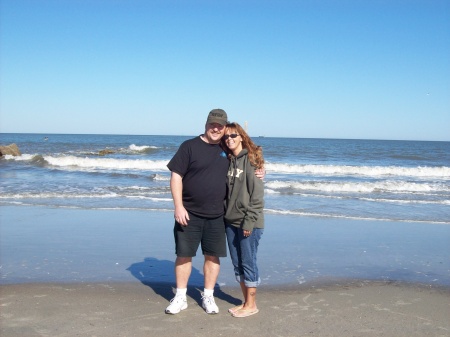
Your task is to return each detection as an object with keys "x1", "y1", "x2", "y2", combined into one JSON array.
[{"x1": 127, "y1": 257, "x2": 240, "y2": 307}]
